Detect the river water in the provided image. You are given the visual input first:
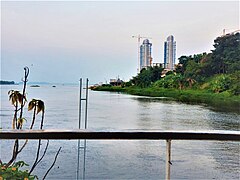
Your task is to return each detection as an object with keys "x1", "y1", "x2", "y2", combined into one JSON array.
[{"x1": 0, "y1": 85, "x2": 239, "y2": 179}]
